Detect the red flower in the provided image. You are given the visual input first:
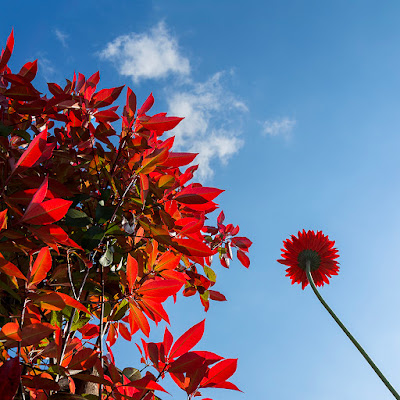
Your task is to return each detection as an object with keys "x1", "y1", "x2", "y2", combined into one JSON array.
[{"x1": 278, "y1": 230, "x2": 339, "y2": 289}]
